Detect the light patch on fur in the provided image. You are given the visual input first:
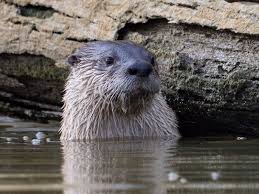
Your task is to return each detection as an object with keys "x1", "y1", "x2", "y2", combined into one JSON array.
[{"x1": 120, "y1": 92, "x2": 128, "y2": 113}]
